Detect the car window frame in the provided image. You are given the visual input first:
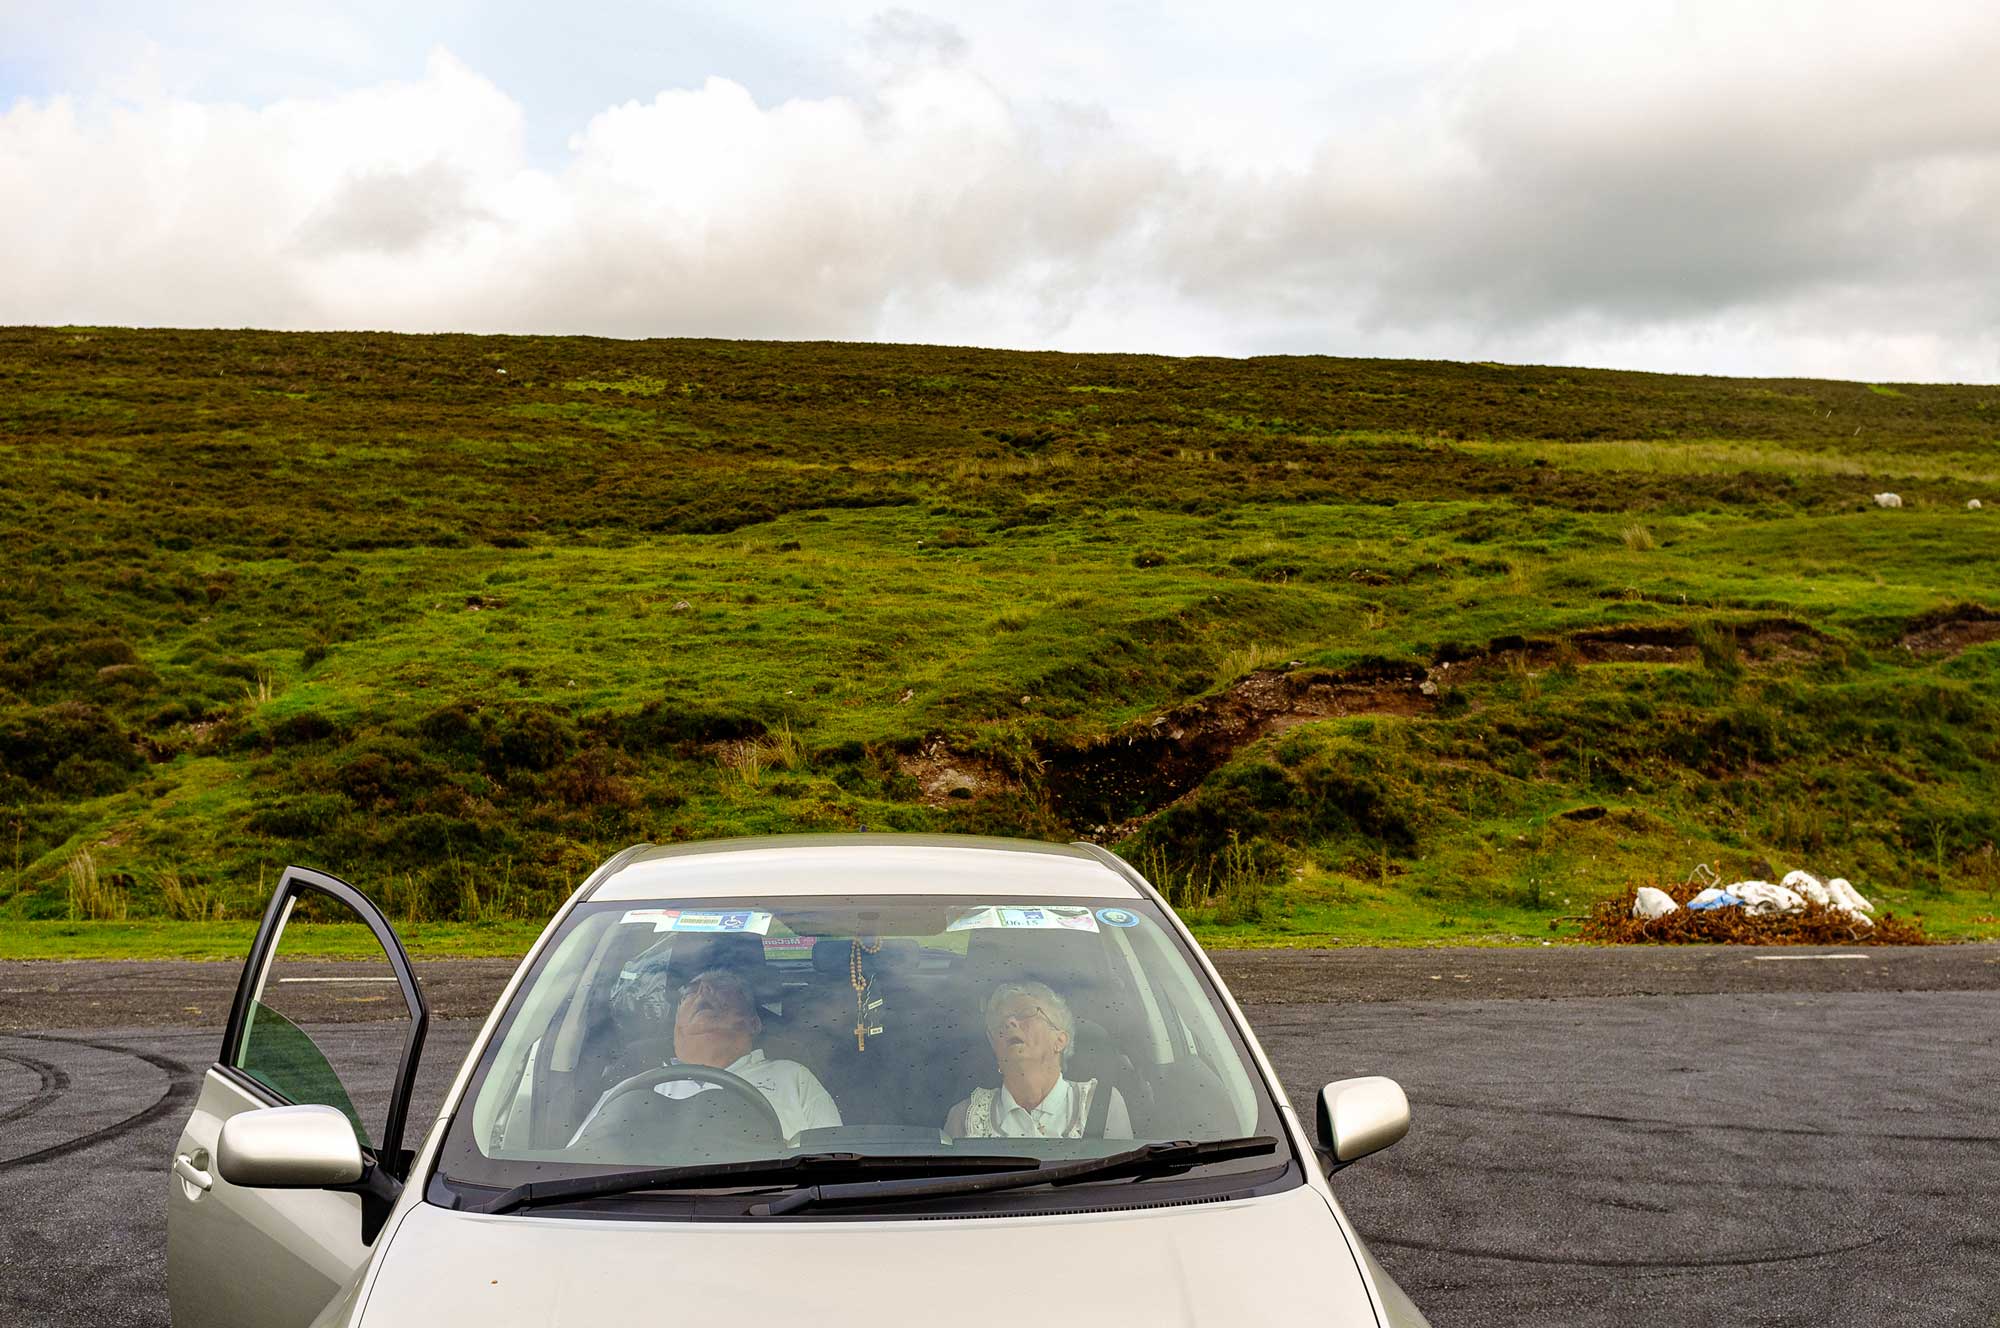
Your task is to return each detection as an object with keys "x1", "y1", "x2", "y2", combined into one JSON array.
[
  {"x1": 219, "y1": 865, "x2": 431, "y2": 1180},
  {"x1": 425, "y1": 890, "x2": 1304, "y2": 1216}
]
